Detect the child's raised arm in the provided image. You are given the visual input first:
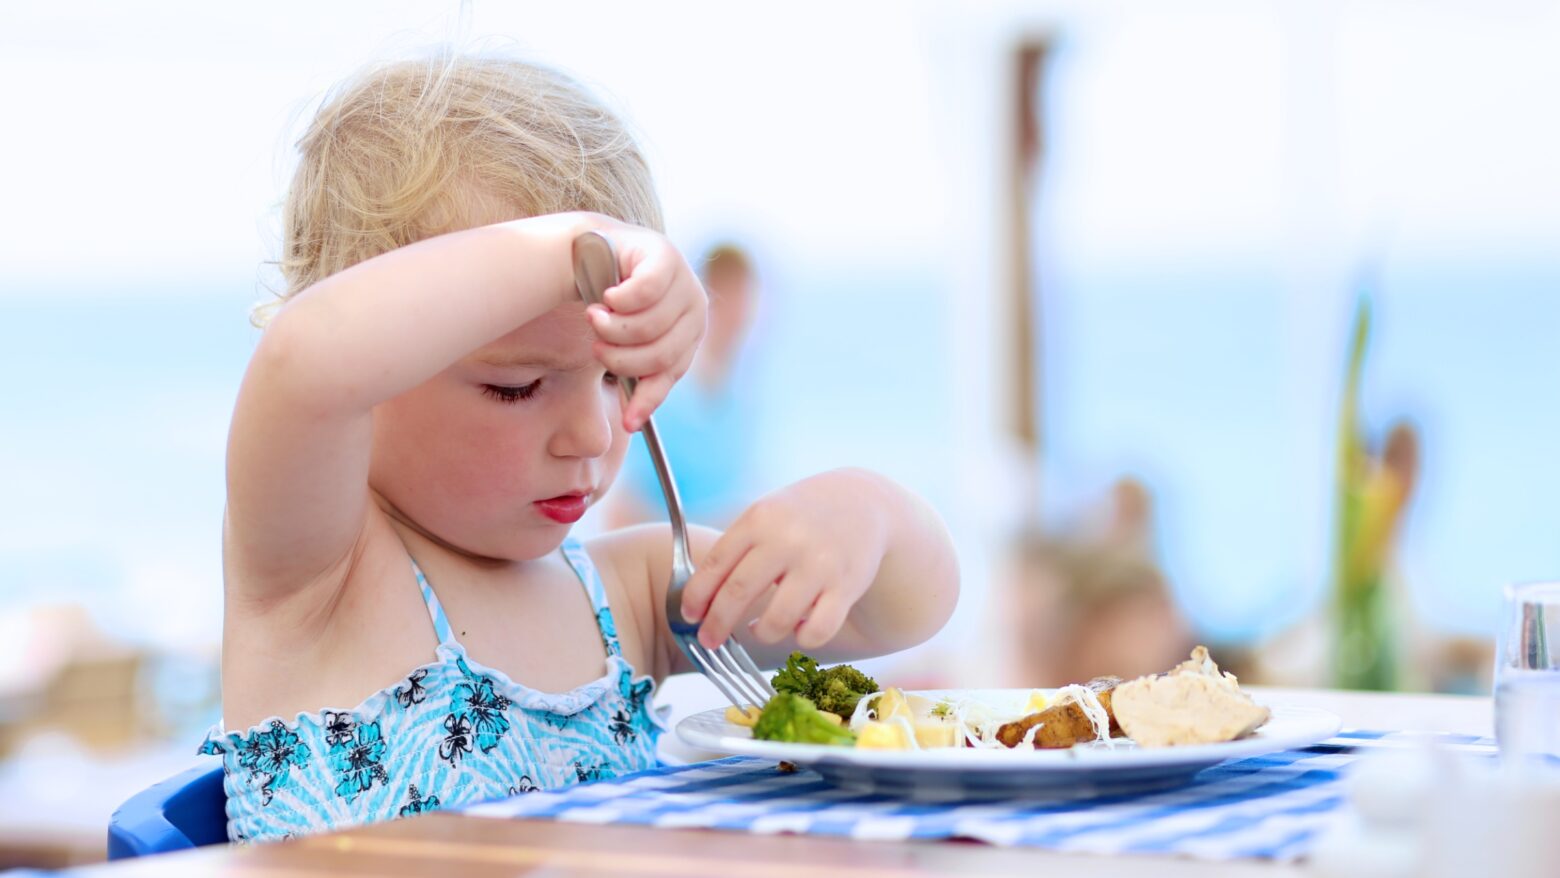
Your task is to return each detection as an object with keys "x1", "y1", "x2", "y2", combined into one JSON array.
[{"x1": 225, "y1": 213, "x2": 703, "y2": 604}]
